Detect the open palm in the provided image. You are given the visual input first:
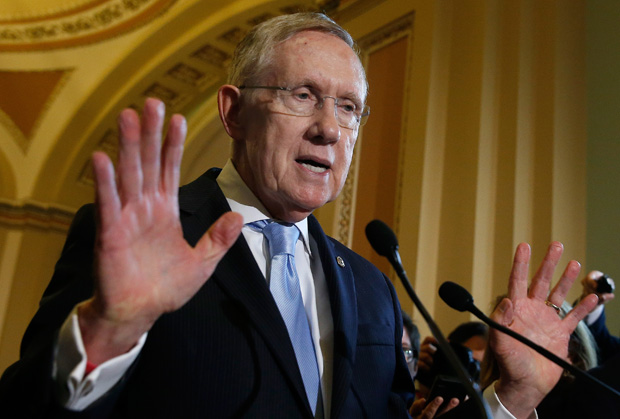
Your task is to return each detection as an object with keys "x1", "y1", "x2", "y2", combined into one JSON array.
[{"x1": 79, "y1": 99, "x2": 242, "y2": 364}]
